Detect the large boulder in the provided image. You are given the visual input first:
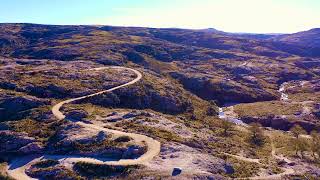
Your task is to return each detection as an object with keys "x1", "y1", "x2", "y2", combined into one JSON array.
[
  {"x1": 18, "y1": 142, "x2": 43, "y2": 154},
  {"x1": 65, "y1": 109, "x2": 88, "y2": 121},
  {"x1": 224, "y1": 163, "x2": 235, "y2": 174},
  {"x1": 96, "y1": 131, "x2": 107, "y2": 143},
  {"x1": 122, "y1": 145, "x2": 145, "y2": 159},
  {"x1": 172, "y1": 167, "x2": 182, "y2": 176}
]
